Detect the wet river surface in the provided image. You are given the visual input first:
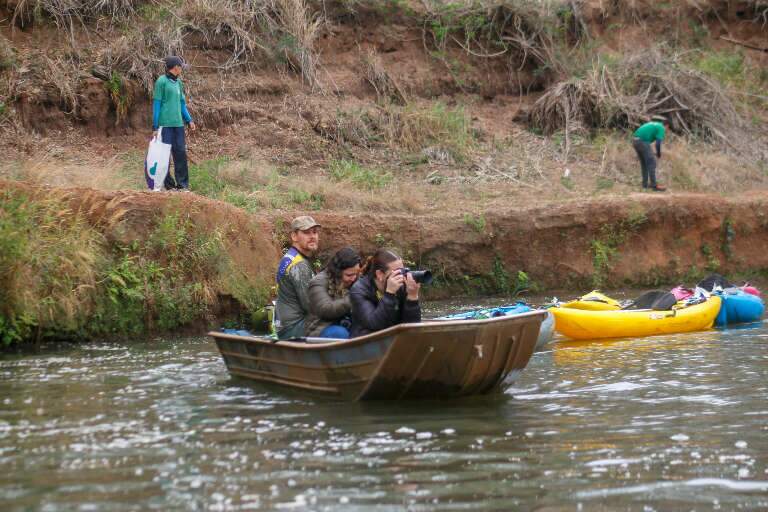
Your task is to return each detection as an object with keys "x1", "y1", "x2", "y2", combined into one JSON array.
[{"x1": 1, "y1": 304, "x2": 768, "y2": 511}]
